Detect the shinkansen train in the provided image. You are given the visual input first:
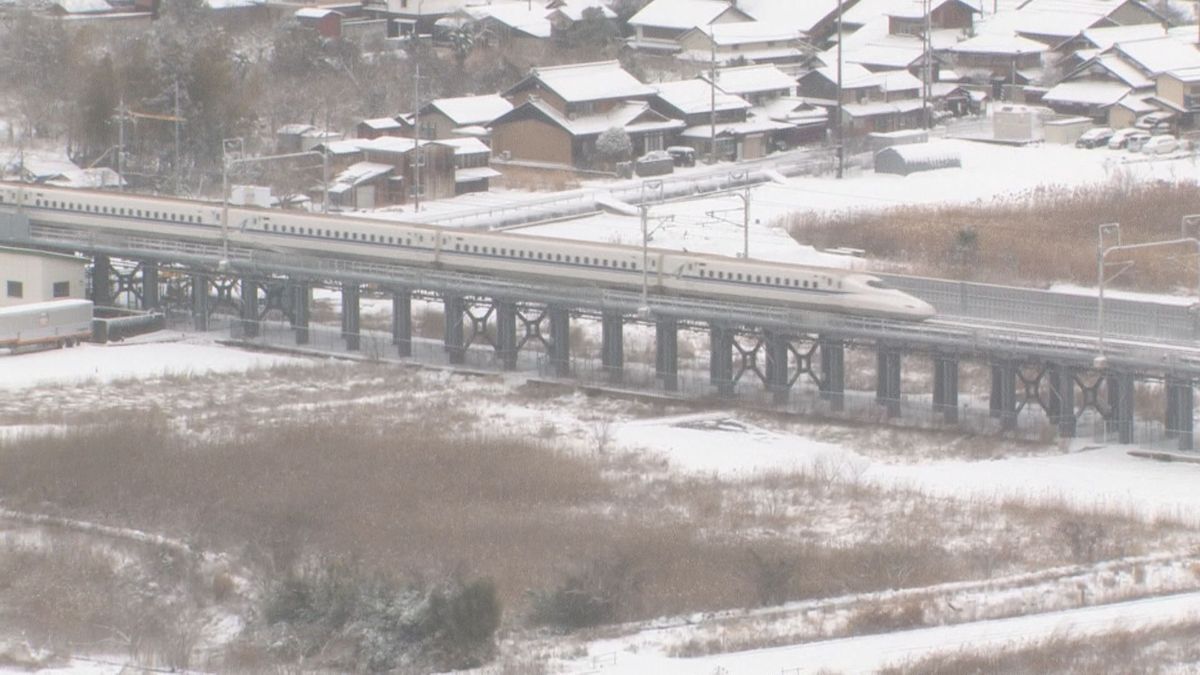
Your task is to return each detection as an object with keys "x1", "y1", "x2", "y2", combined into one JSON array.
[{"x1": 0, "y1": 183, "x2": 935, "y2": 321}]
